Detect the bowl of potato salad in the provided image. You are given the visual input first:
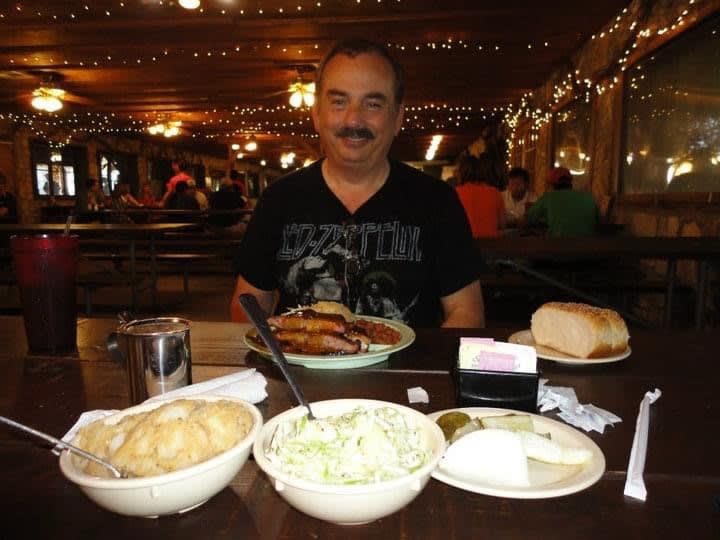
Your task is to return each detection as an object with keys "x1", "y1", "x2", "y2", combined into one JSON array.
[
  {"x1": 253, "y1": 399, "x2": 445, "y2": 525},
  {"x1": 59, "y1": 395, "x2": 262, "y2": 517}
]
